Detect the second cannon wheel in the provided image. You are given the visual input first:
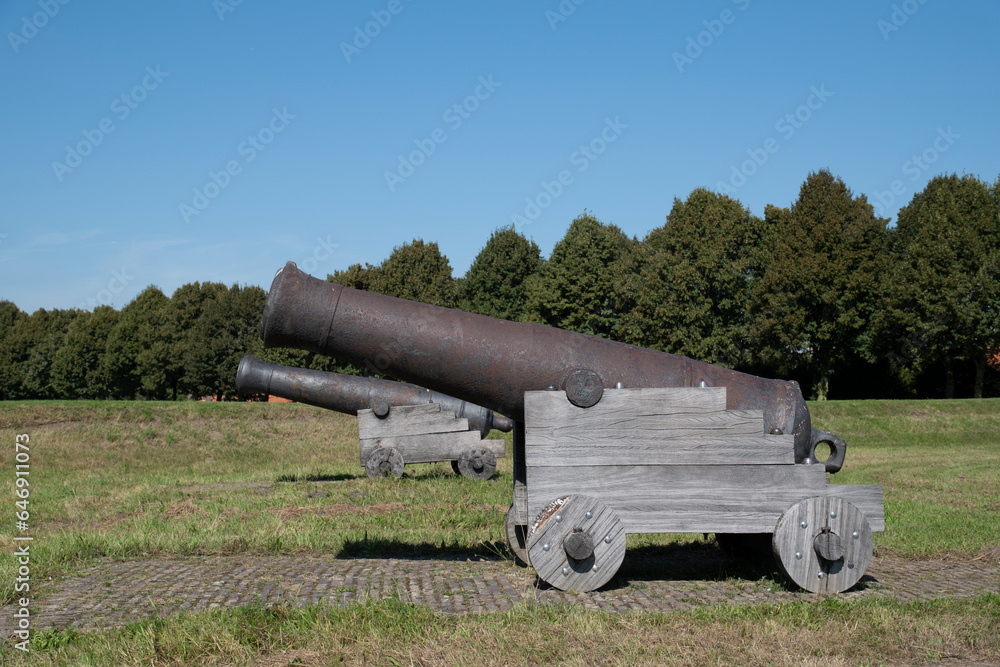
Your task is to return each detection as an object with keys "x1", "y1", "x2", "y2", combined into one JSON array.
[
  {"x1": 457, "y1": 447, "x2": 497, "y2": 480},
  {"x1": 364, "y1": 447, "x2": 404, "y2": 479}
]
